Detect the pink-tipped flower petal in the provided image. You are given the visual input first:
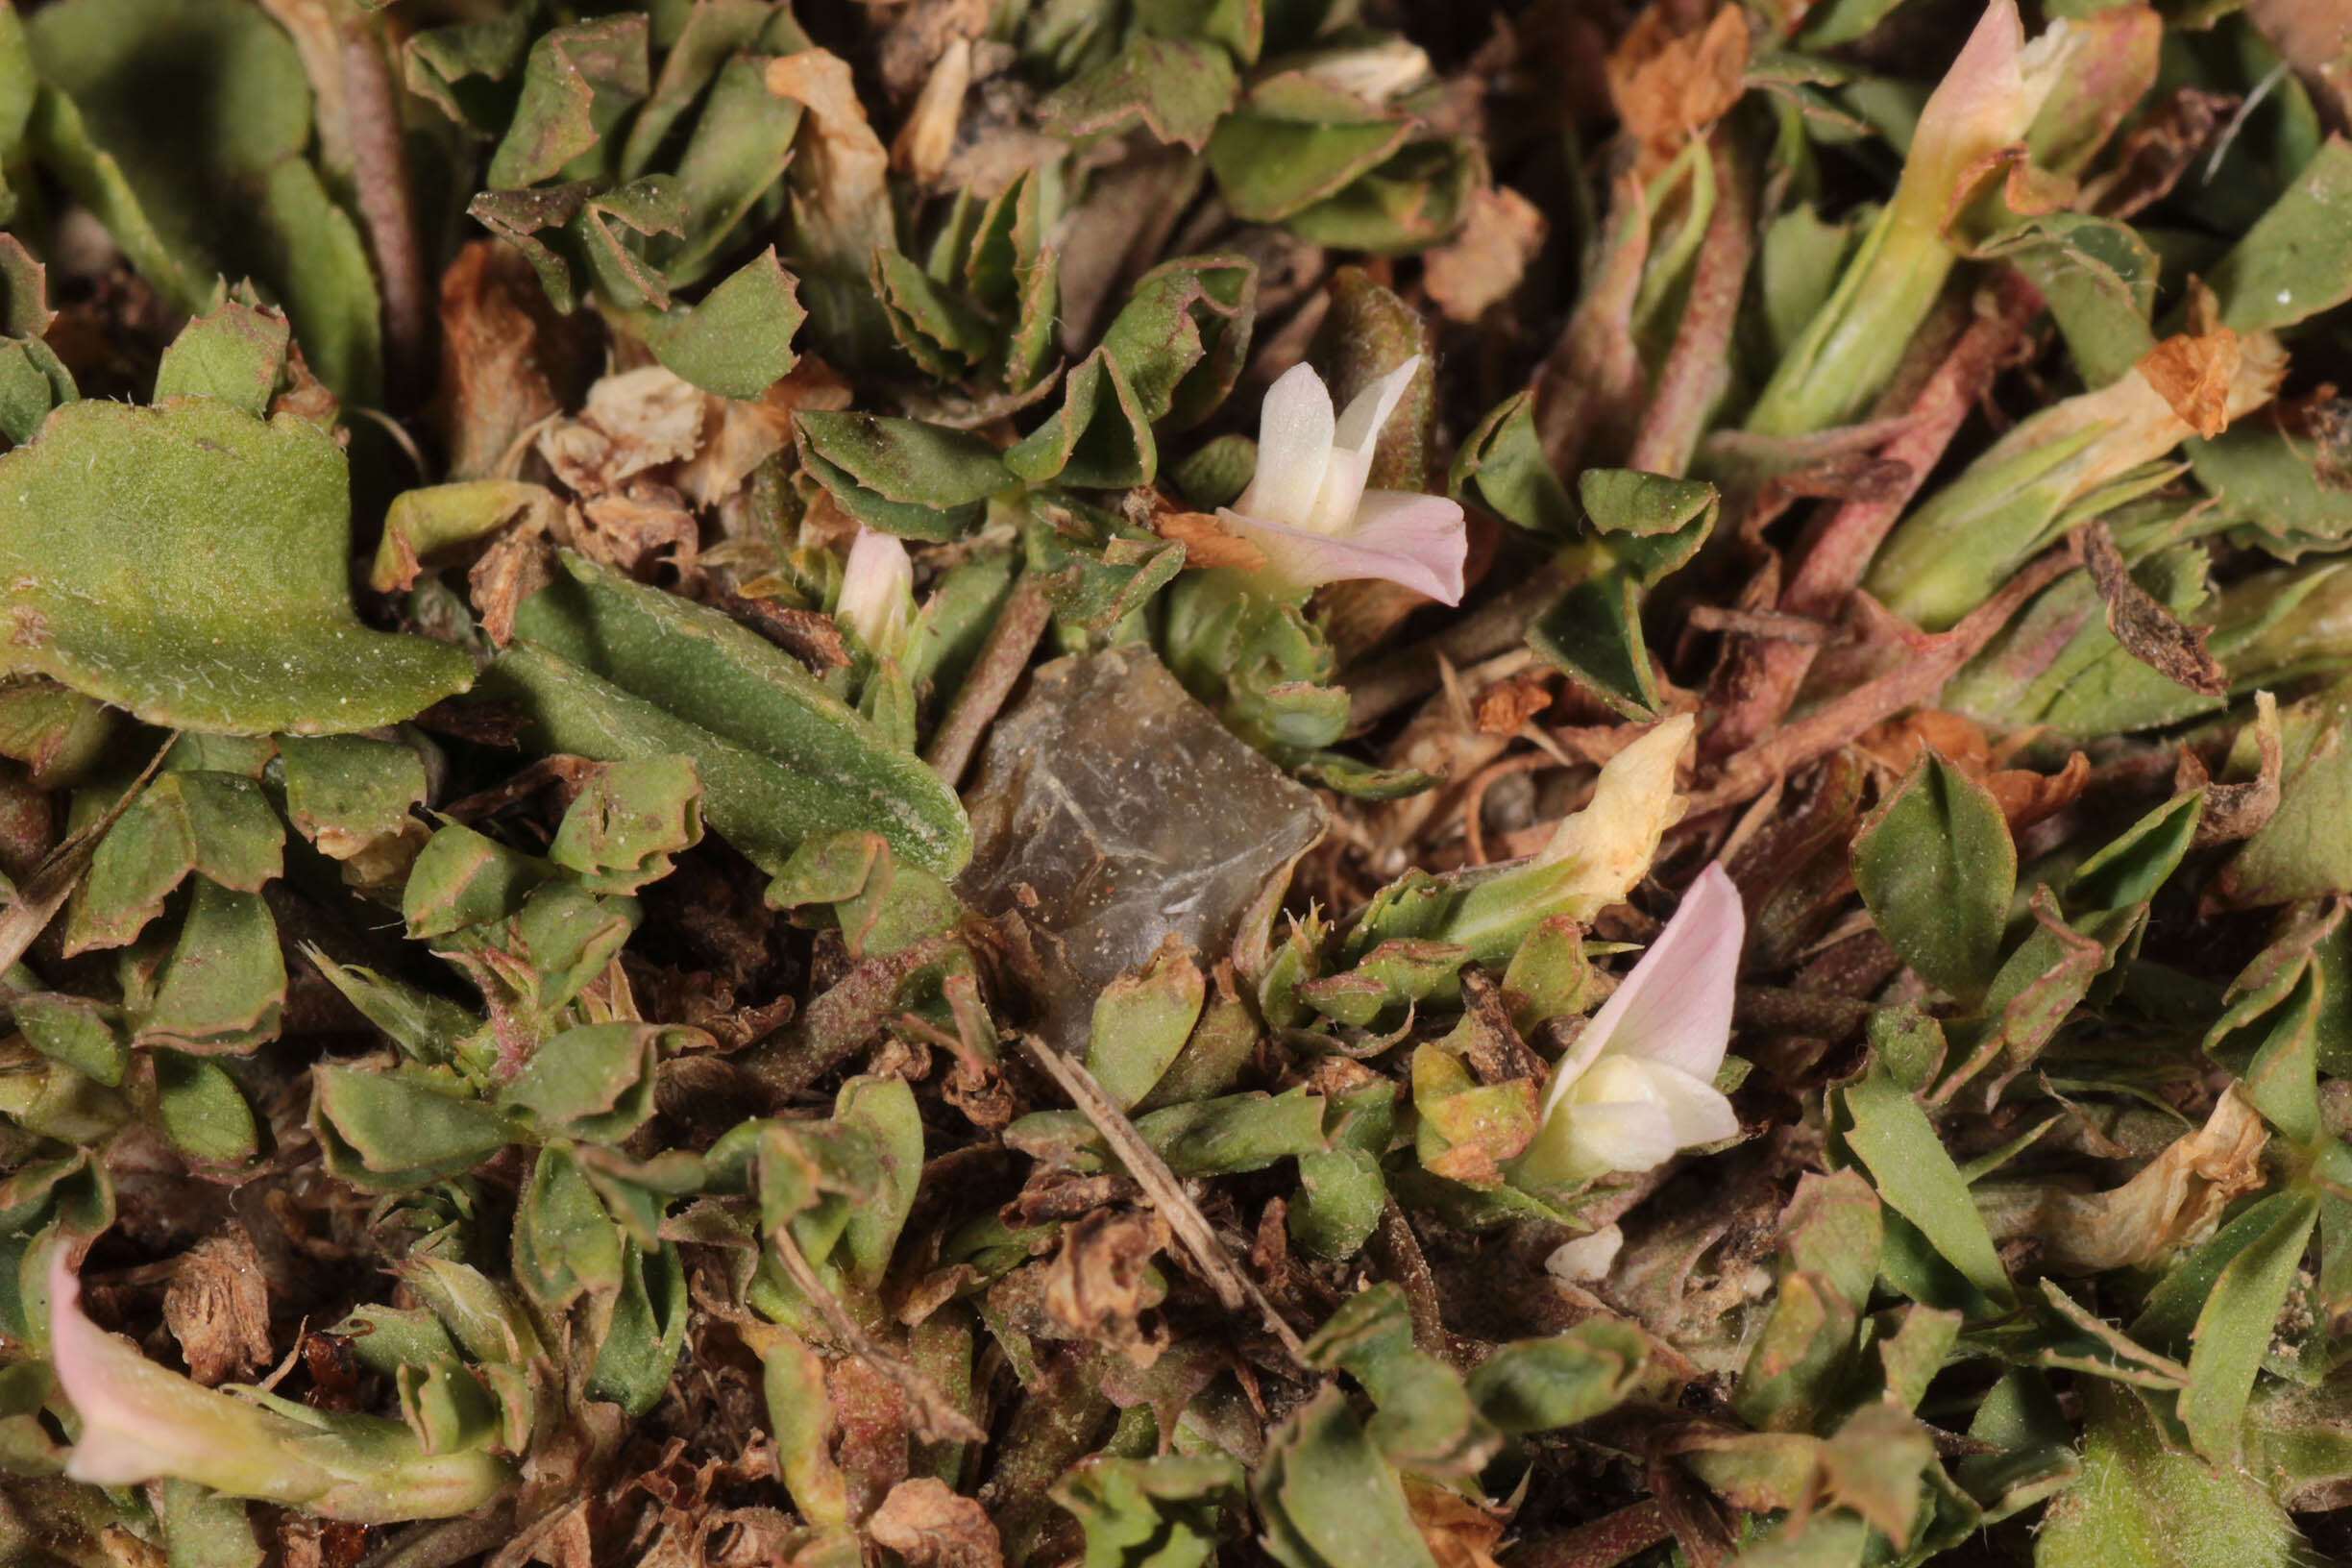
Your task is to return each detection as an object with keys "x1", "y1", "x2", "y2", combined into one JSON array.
[
  {"x1": 839, "y1": 526, "x2": 914, "y2": 655},
  {"x1": 46, "y1": 1244, "x2": 332, "y2": 1501},
  {"x1": 1218, "y1": 490, "x2": 1466, "y2": 604},
  {"x1": 1237, "y1": 362, "x2": 1335, "y2": 529},
  {"x1": 1545, "y1": 862, "x2": 1745, "y2": 1107}
]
